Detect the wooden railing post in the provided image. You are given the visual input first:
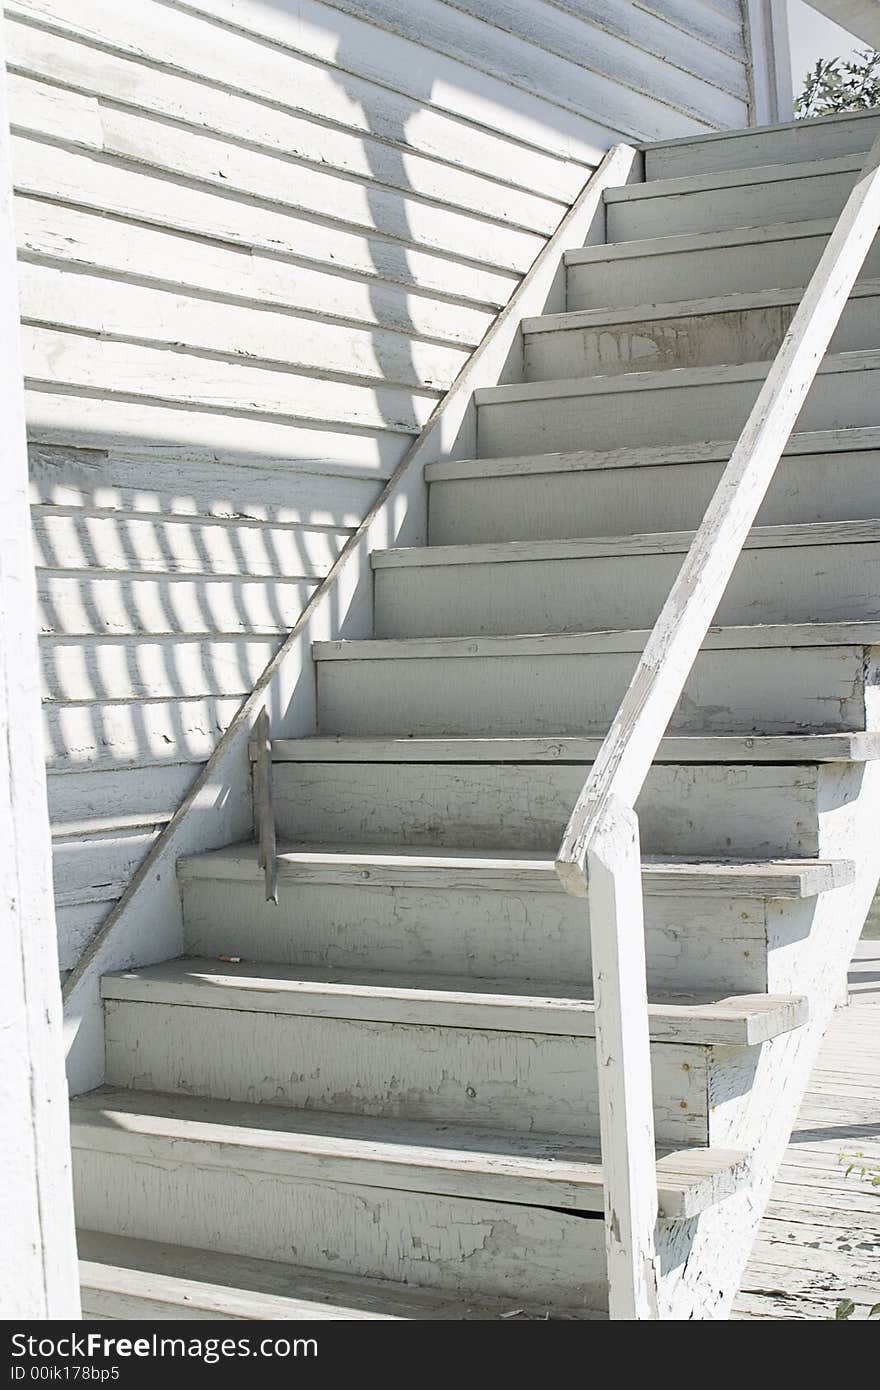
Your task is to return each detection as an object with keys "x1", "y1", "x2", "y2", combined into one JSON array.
[
  {"x1": 588, "y1": 797, "x2": 659, "y2": 1320},
  {"x1": 253, "y1": 707, "x2": 278, "y2": 904},
  {"x1": 555, "y1": 127, "x2": 880, "y2": 1323}
]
